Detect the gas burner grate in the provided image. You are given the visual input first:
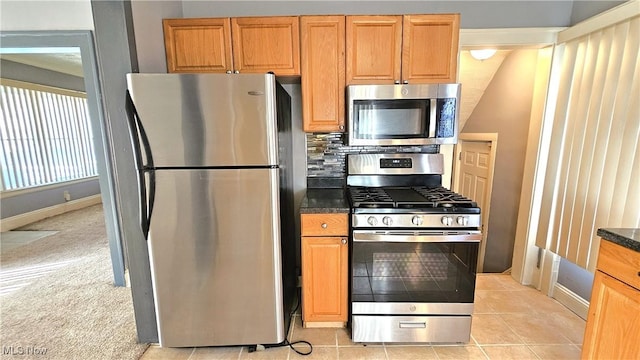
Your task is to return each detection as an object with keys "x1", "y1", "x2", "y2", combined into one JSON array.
[
  {"x1": 348, "y1": 187, "x2": 394, "y2": 208},
  {"x1": 412, "y1": 186, "x2": 478, "y2": 208}
]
